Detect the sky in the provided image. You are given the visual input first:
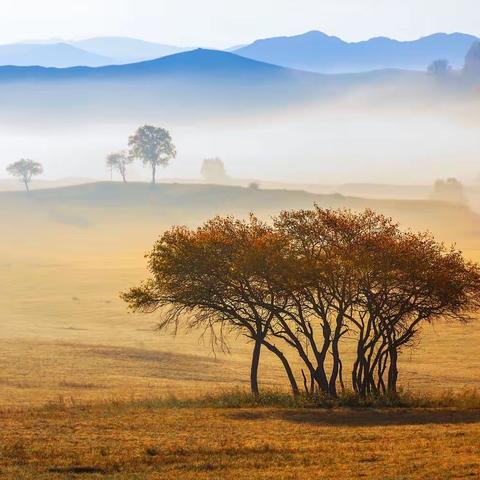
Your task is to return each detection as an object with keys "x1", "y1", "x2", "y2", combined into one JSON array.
[{"x1": 1, "y1": 0, "x2": 479, "y2": 48}]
